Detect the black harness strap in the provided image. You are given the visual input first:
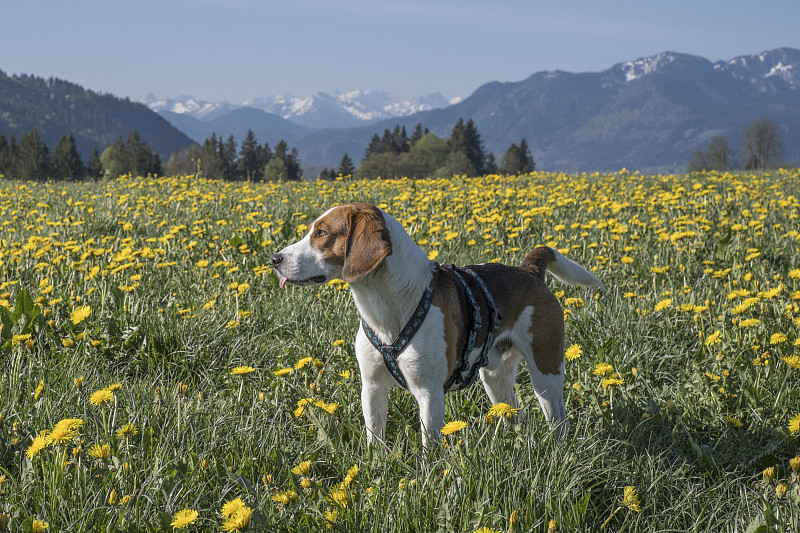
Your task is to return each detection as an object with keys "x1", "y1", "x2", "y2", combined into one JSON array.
[
  {"x1": 361, "y1": 264, "x2": 501, "y2": 392},
  {"x1": 361, "y1": 283, "x2": 435, "y2": 390},
  {"x1": 442, "y1": 265, "x2": 500, "y2": 392}
]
